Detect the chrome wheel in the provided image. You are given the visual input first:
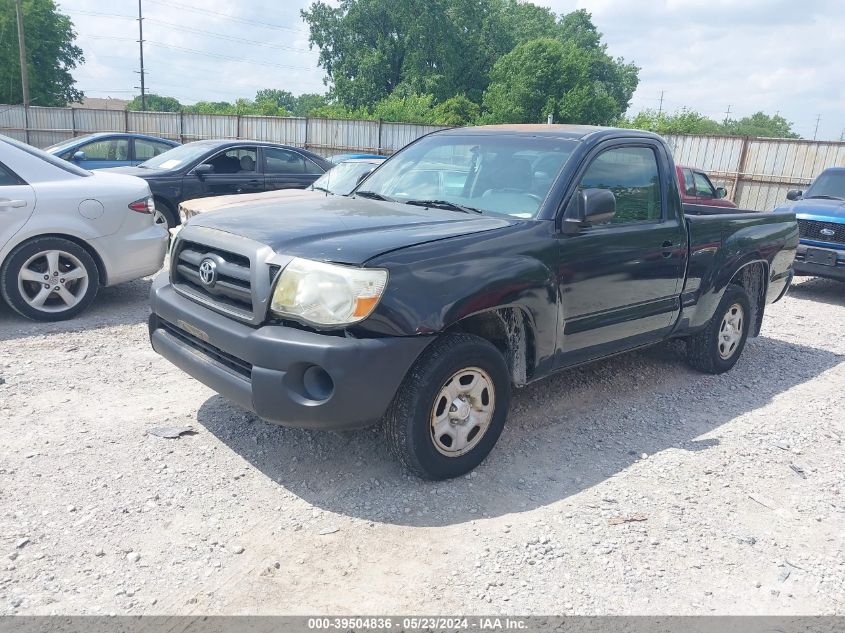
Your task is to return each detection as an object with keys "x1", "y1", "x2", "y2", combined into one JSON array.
[
  {"x1": 717, "y1": 302, "x2": 744, "y2": 360},
  {"x1": 430, "y1": 367, "x2": 495, "y2": 457},
  {"x1": 153, "y1": 209, "x2": 168, "y2": 227},
  {"x1": 17, "y1": 250, "x2": 89, "y2": 313}
]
